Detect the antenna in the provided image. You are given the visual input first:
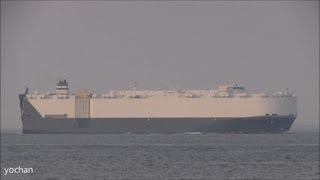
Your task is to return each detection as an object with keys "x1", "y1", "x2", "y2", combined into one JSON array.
[
  {"x1": 57, "y1": 77, "x2": 63, "y2": 82},
  {"x1": 167, "y1": 83, "x2": 182, "y2": 93},
  {"x1": 231, "y1": 80, "x2": 234, "y2": 85},
  {"x1": 167, "y1": 83, "x2": 177, "y2": 91},
  {"x1": 133, "y1": 82, "x2": 138, "y2": 90},
  {"x1": 25, "y1": 87, "x2": 29, "y2": 94}
]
